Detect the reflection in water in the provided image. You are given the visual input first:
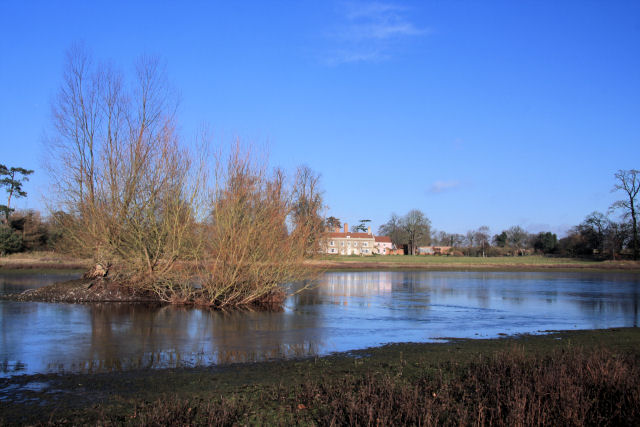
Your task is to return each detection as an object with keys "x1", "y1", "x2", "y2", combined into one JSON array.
[
  {"x1": 0, "y1": 270, "x2": 81, "y2": 295},
  {"x1": 1, "y1": 270, "x2": 639, "y2": 376}
]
